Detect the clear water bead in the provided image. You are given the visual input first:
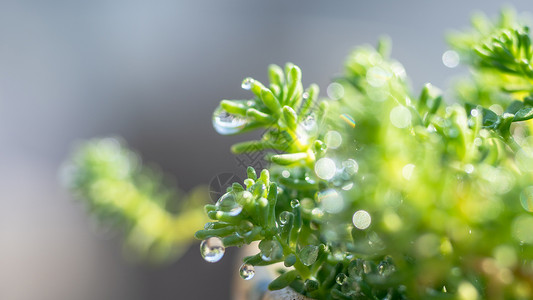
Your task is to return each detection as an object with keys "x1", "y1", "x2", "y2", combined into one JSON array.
[
  {"x1": 216, "y1": 192, "x2": 243, "y2": 216},
  {"x1": 279, "y1": 211, "x2": 291, "y2": 225},
  {"x1": 290, "y1": 199, "x2": 300, "y2": 208},
  {"x1": 239, "y1": 263, "x2": 255, "y2": 280},
  {"x1": 241, "y1": 77, "x2": 254, "y2": 90},
  {"x1": 200, "y1": 237, "x2": 225, "y2": 263},
  {"x1": 213, "y1": 106, "x2": 249, "y2": 135},
  {"x1": 335, "y1": 273, "x2": 347, "y2": 285}
]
